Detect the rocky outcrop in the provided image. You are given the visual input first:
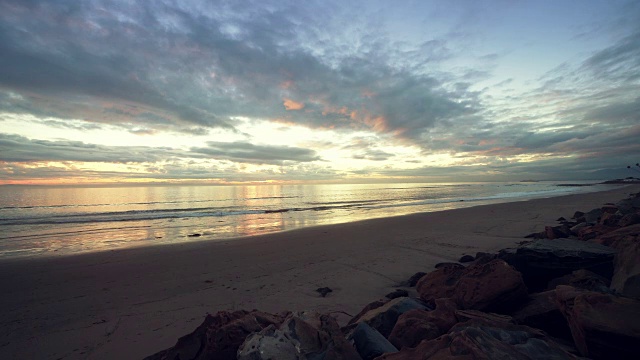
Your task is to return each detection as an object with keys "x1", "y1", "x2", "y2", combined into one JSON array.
[
  {"x1": 417, "y1": 259, "x2": 527, "y2": 312},
  {"x1": 556, "y1": 285, "x2": 640, "y2": 359}
]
